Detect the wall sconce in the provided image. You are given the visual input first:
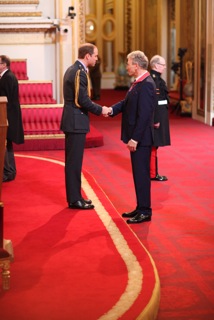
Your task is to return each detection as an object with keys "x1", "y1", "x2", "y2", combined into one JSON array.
[{"x1": 68, "y1": 6, "x2": 76, "y2": 19}]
